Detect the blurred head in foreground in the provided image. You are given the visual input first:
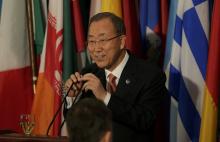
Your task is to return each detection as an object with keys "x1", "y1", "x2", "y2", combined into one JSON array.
[{"x1": 66, "y1": 98, "x2": 112, "y2": 142}]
